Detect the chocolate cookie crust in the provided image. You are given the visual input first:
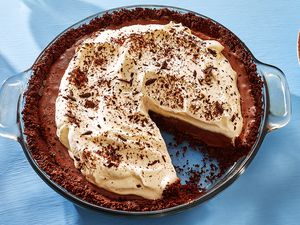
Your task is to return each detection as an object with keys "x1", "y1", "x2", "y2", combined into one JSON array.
[{"x1": 22, "y1": 8, "x2": 263, "y2": 211}]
